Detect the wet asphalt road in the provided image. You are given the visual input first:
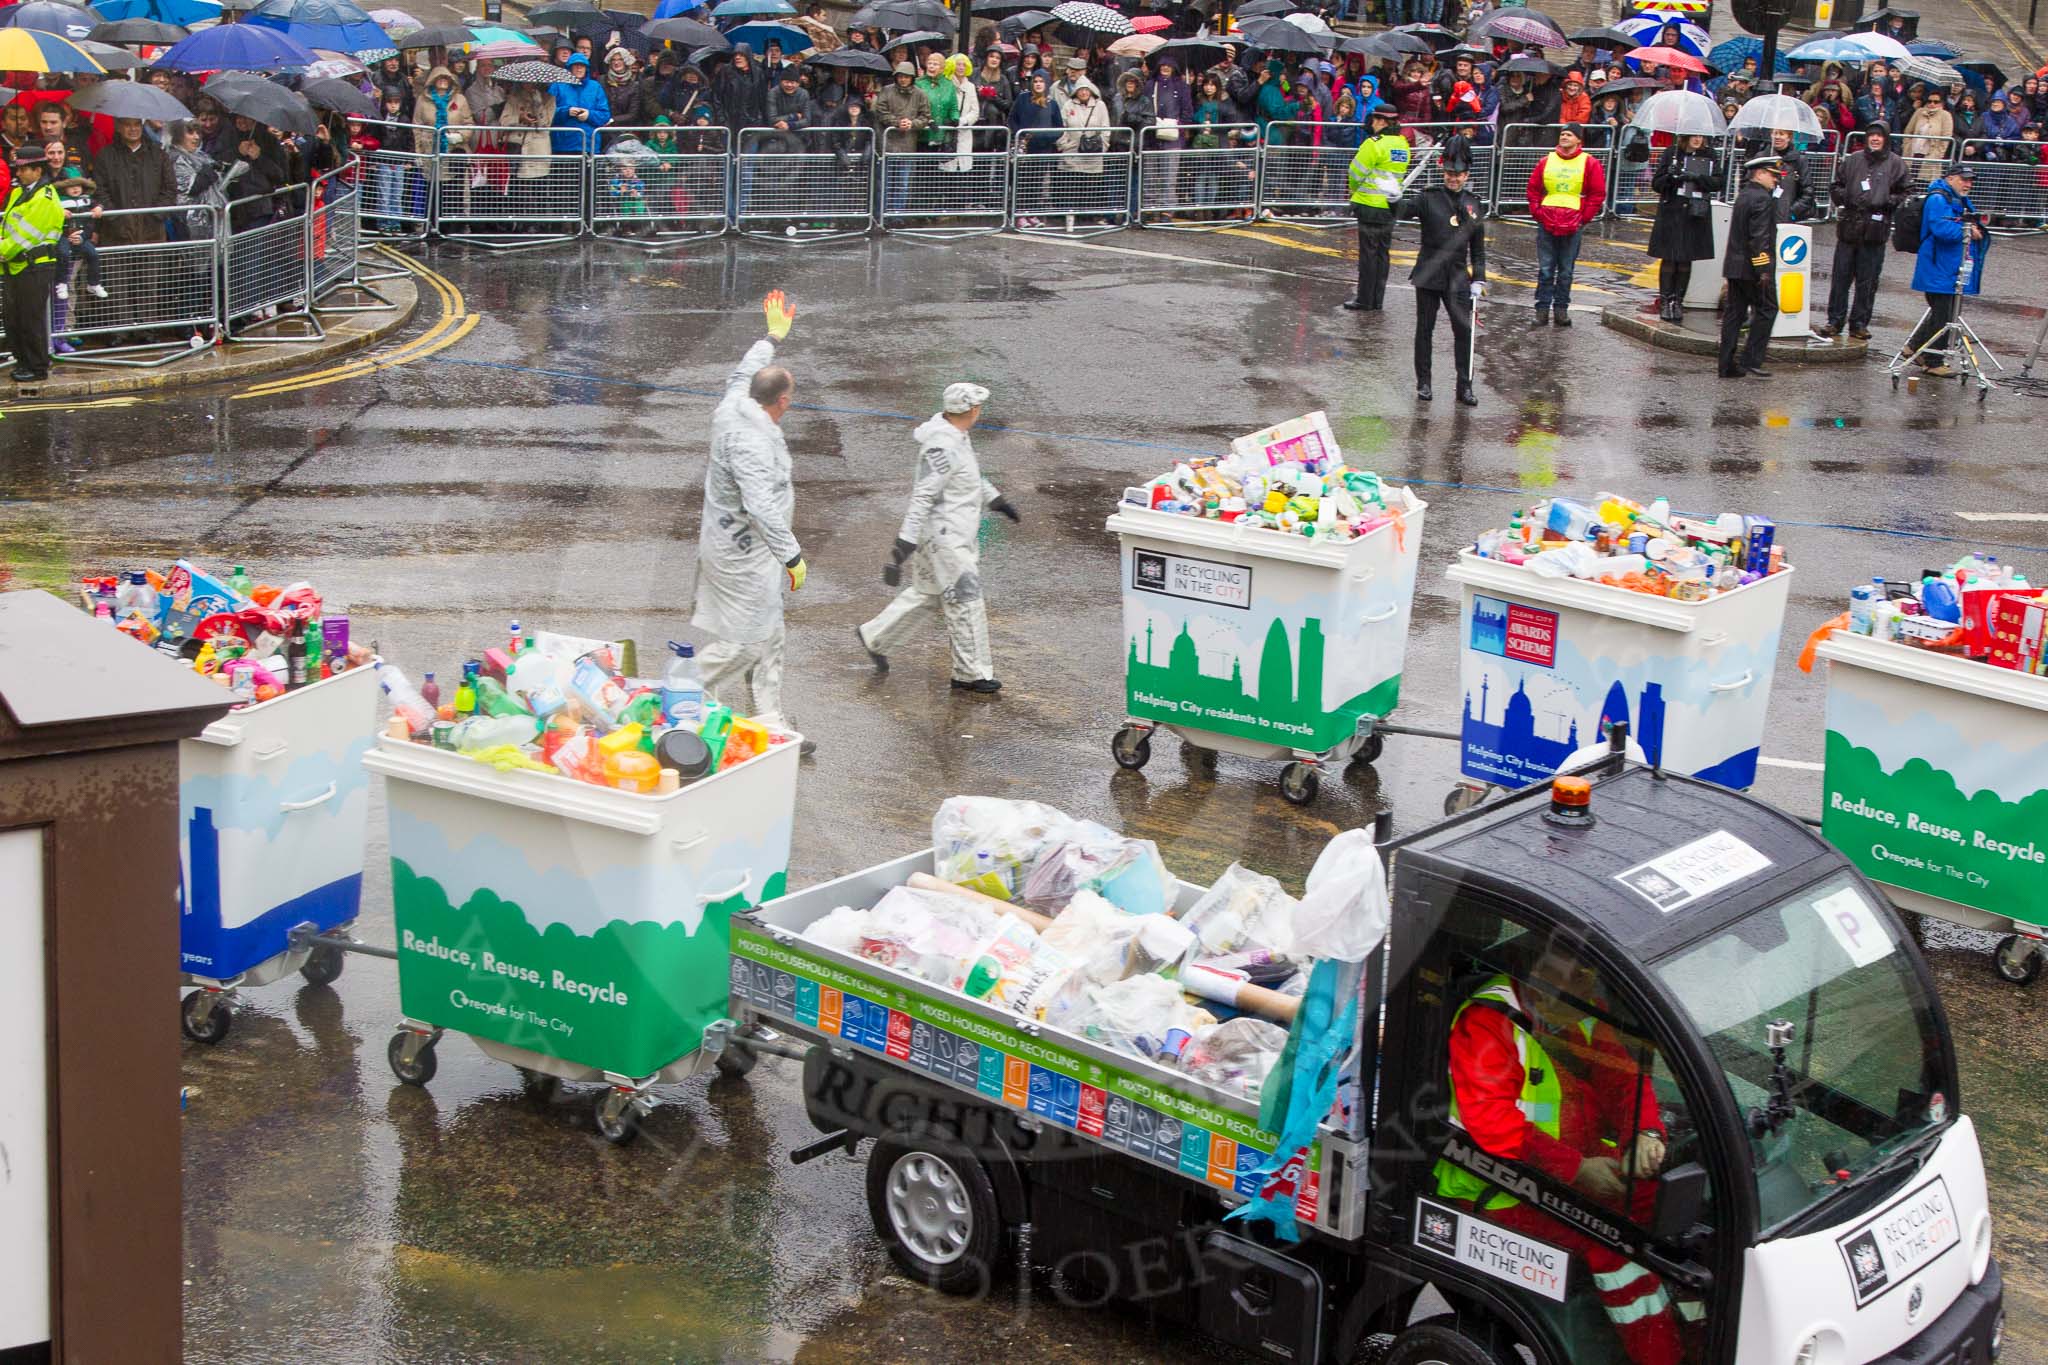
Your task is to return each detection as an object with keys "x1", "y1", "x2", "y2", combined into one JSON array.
[{"x1": 4, "y1": 218, "x2": 2047, "y2": 1362}]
